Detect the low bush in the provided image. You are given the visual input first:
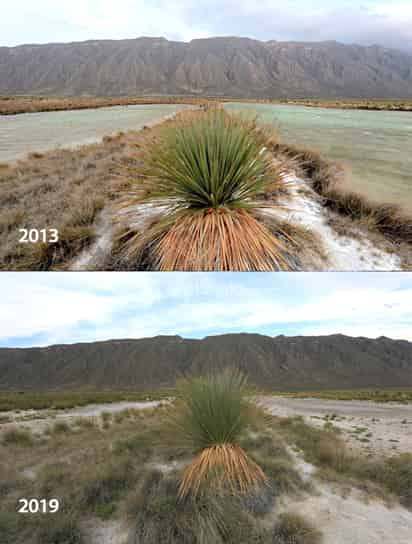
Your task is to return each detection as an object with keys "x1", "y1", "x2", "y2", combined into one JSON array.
[
  {"x1": 273, "y1": 512, "x2": 322, "y2": 544},
  {"x1": 2, "y1": 427, "x2": 33, "y2": 446}
]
